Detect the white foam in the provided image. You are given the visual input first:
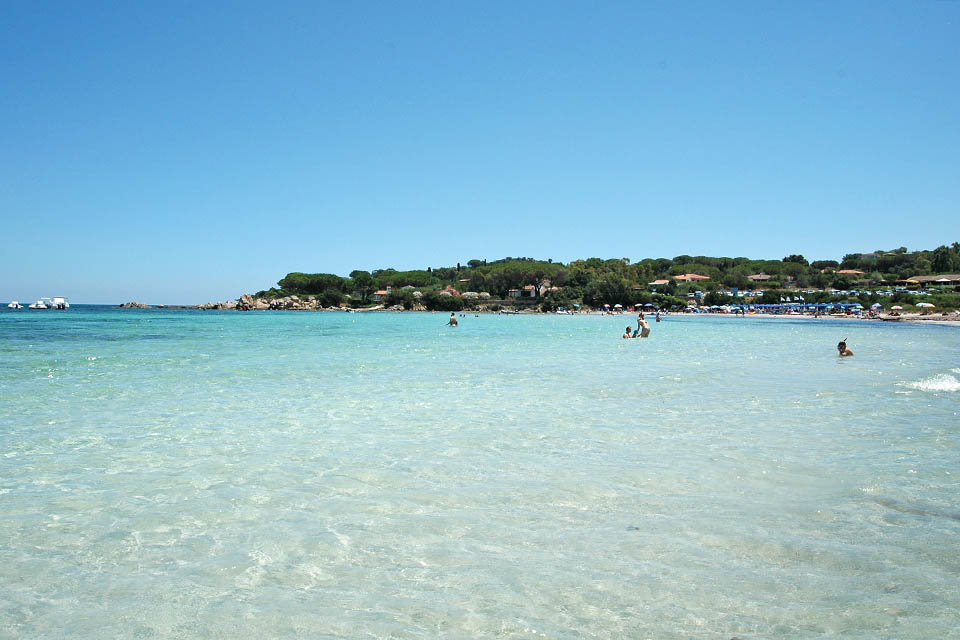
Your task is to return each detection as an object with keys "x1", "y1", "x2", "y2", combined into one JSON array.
[{"x1": 903, "y1": 374, "x2": 960, "y2": 393}]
